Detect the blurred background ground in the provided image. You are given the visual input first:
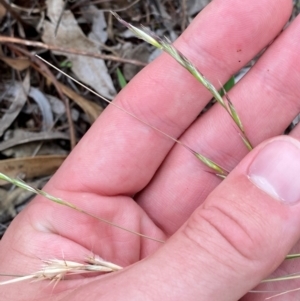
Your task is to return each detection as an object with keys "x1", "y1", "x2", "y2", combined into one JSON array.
[{"x1": 0, "y1": 0, "x2": 299, "y2": 237}]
